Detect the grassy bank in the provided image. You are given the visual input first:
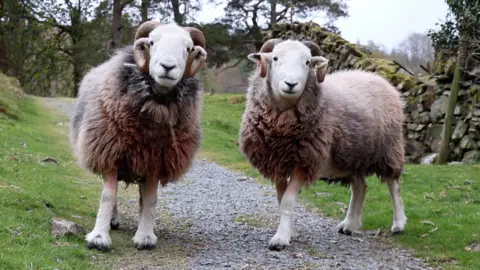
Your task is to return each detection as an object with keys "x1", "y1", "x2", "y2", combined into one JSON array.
[
  {"x1": 0, "y1": 75, "x2": 104, "y2": 269},
  {"x1": 199, "y1": 93, "x2": 480, "y2": 270}
]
